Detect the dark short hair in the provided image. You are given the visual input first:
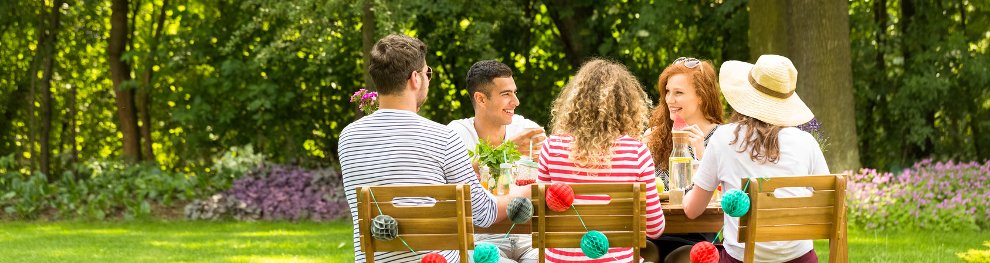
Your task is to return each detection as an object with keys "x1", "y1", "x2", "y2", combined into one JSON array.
[
  {"x1": 465, "y1": 60, "x2": 513, "y2": 104},
  {"x1": 368, "y1": 34, "x2": 428, "y2": 95}
]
